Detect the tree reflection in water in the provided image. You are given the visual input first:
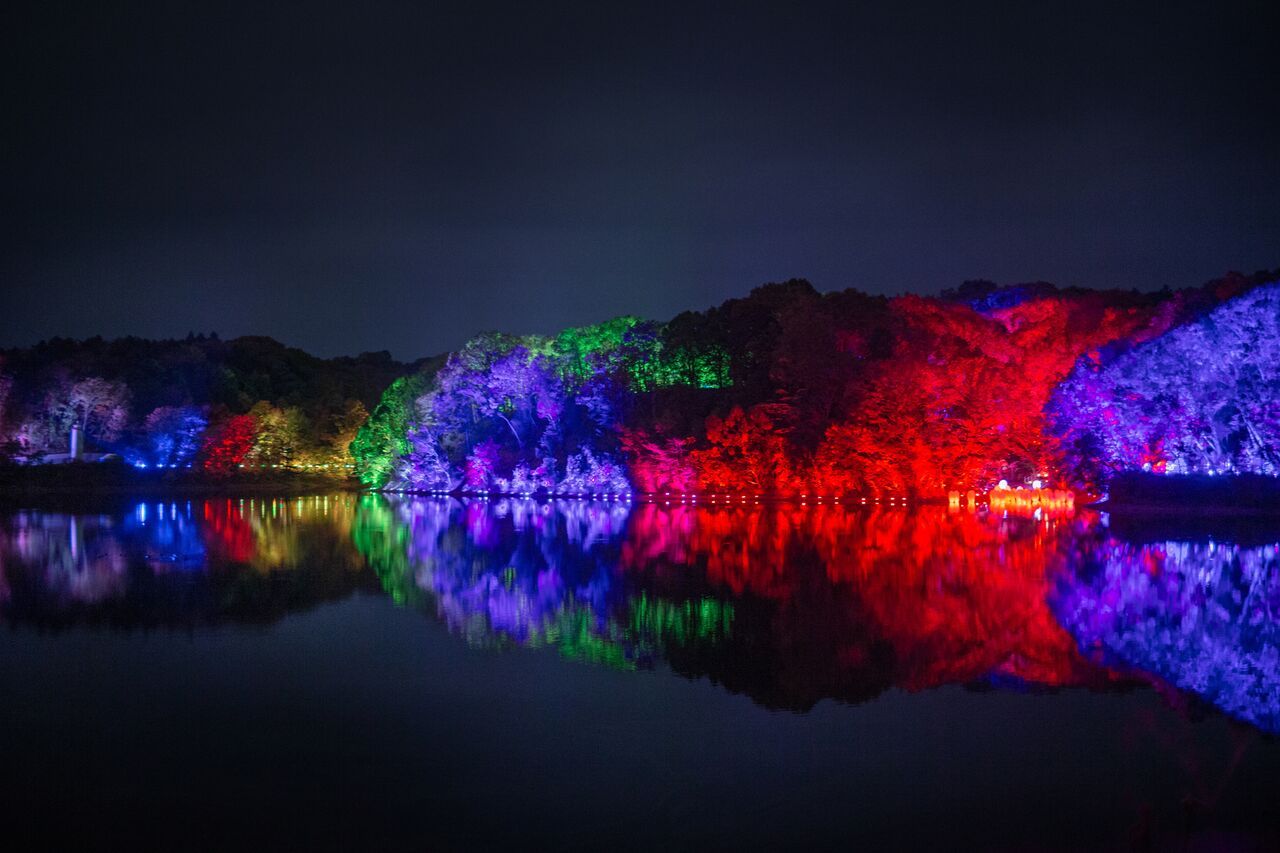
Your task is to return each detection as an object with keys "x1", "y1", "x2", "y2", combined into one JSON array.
[
  {"x1": 336, "y1": 496, "x2": 1280, "y2": 728},
  {"x1": 352, "y1": 496, "x2": 726, "y2": 668},
  {"x1": 613, "y1": 501, "x2": 1120, "y2": 708},
  {"x1": 0, "y1": 496, "x2": 374, "y2": 629},
  {"x1": 1053, "y1": 535, "x2": 1280, "y2": 733},
  {"x1": 1, "y1": 495, "x2": 1277, "y2": 732}
]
